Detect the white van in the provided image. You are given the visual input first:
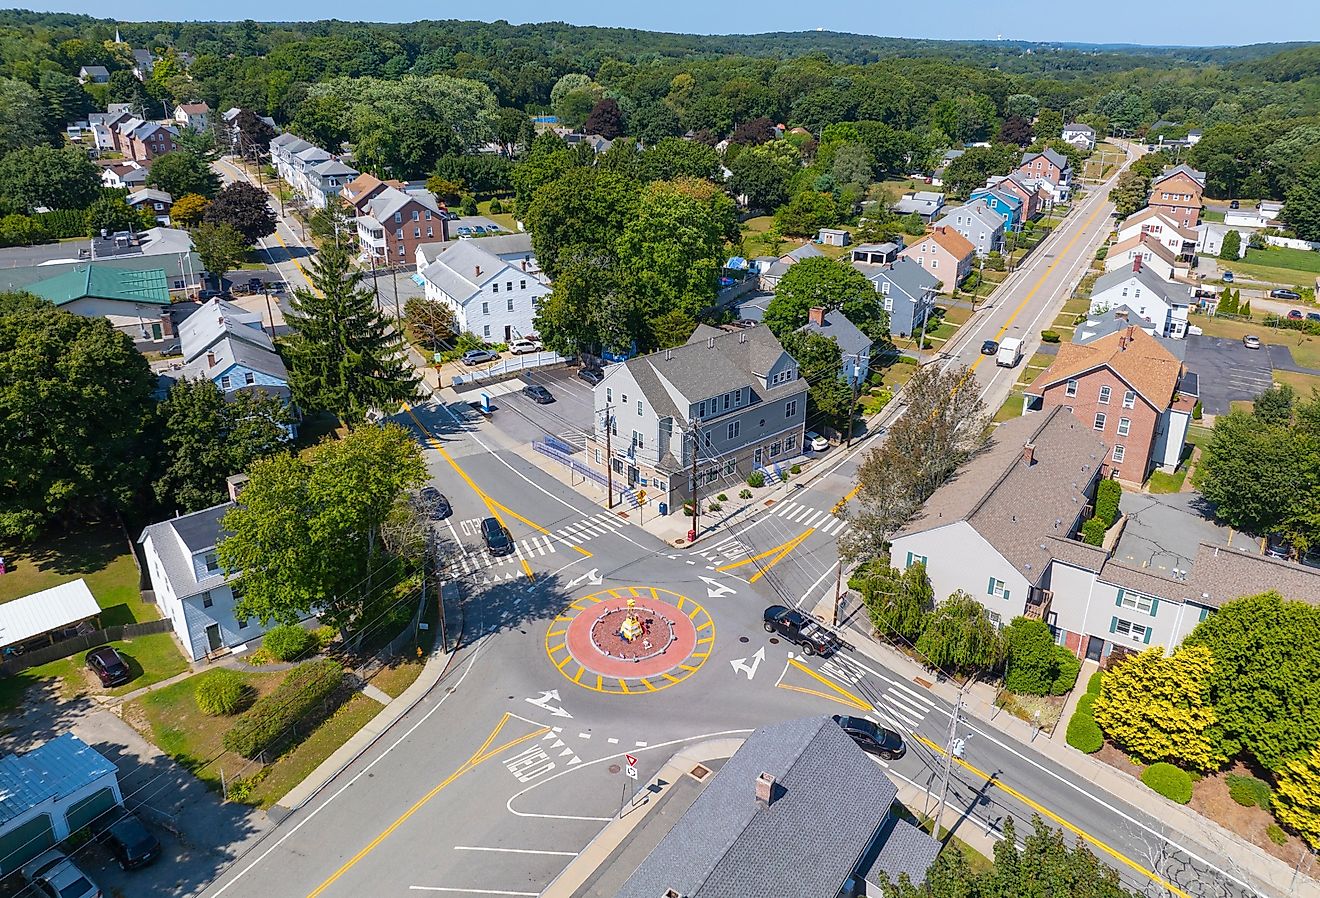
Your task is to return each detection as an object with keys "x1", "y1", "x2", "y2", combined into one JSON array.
[{"x1": 996, "y1": 337, "x2": 1023, "y2": 367}]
